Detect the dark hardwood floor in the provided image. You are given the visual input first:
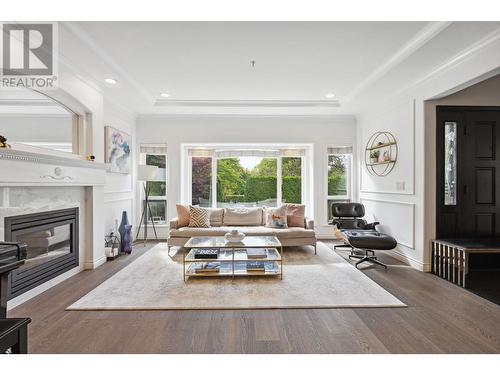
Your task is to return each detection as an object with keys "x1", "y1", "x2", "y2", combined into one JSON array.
[{"x1": 9, "y1": 241, "x2": 500, "y2": 354}]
